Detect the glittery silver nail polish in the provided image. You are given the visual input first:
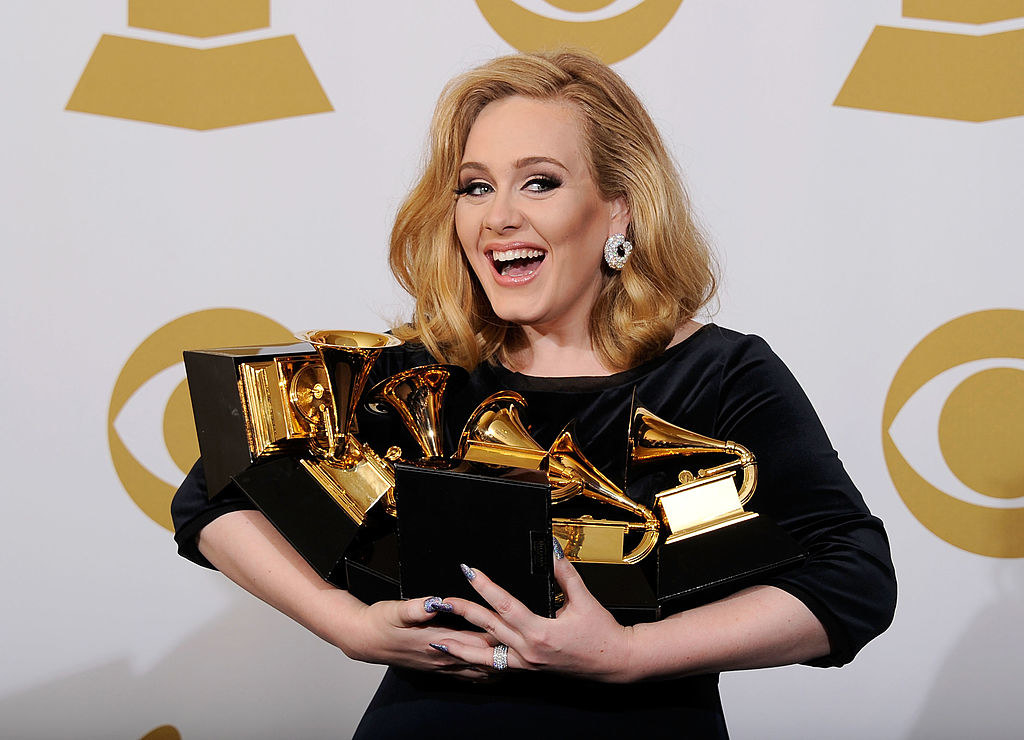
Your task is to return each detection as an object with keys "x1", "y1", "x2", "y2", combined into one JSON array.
[
  {"x1": 429, "y1": 642, "x2": 450, "y2": 654},
  {"x1": 460, "y1": 563, "x2": 476, "y2": 581},
  {"x1": 552, "y1": 536, "x2": 565, "y2": 560},
  {"x1": 424, "y1": 596, "x2": 444, "y2": 613}
]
